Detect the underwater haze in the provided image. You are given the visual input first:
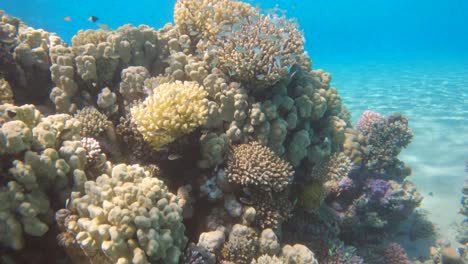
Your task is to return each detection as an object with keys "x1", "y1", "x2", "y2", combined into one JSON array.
[{"x1": 1, "y1": 0, "x2": 467, "y2": 263}]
